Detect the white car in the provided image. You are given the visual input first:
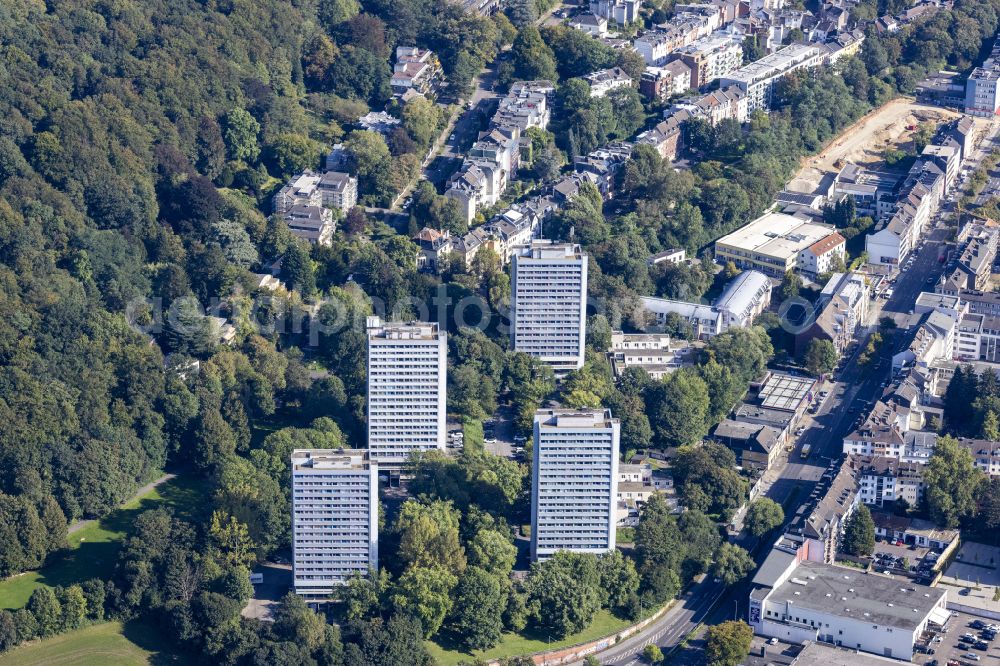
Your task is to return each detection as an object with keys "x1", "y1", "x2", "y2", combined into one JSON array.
[{"x1": 965, "y1": 653, "x2": 981, "y2": 661}]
